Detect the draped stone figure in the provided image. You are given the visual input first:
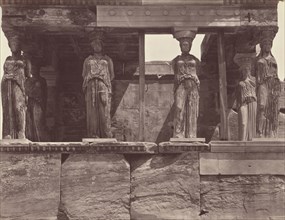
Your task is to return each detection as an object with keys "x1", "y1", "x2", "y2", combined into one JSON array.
[
  {"x1": 172, "y1": 30, "x2": 200, "y2": 138},
  {"x1": 255, "y1": 28, "x2": 281, "y2": 138},
  {"x1": 1, "y1": 35, "x2": 31, "y2": 139},
  {"x1": 25, "y1": 59, "x2": 49, "y2": 141},
  {"x1": 234, "y1": 54, "x2": 257, "y2": 141},
  {"x1": 82, "y1": 32, "x2": 114, "y2": 138}
]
